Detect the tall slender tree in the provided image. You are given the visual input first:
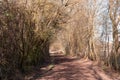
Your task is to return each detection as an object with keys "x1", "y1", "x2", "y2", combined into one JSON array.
[{"x1": 109, "y1": 0, "x2": 120, "y2": 69}]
